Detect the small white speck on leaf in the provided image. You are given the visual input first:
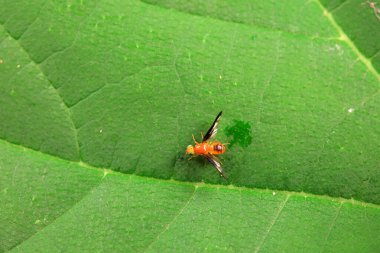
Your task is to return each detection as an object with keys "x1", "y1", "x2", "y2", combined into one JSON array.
[
  {"x1": 0, "y1": 59, "x2": 3, "y2": 64},
  {"x1": 272, "y1": 192, "x2": 276, "y2": 196},
  {"x1": 348, "y1": 108, "x2": 354, "y2": 113},
  {"x1": 219, "y1": 75, "x2": 223, "y2": 80},
  {"x1": 99, "y1": 129, "x2": 103, "y2": 133},
  {"x1": 335, "y1": 44, "x2": 344, "y2": 55},
  {"x1": 16, "y1": 64, "x2": 21, "y2": 68}
]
